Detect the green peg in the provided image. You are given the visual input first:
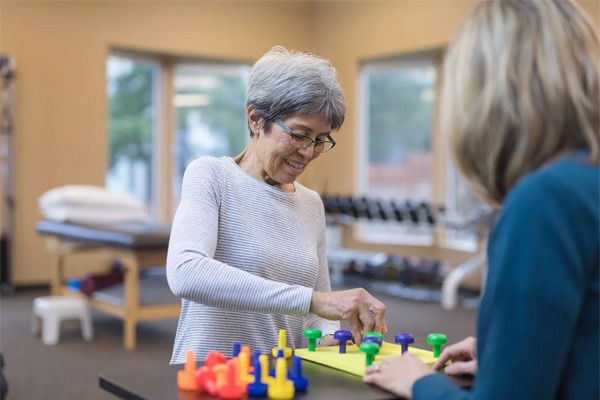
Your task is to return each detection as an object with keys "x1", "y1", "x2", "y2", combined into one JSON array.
[
  {"x1": 303, "y1": 329, "x2": 322, "y2": 352},
  {"x1": 359, "y1": 341, "x2": 380, "y2": 366},
  {"x1": 364, "y1": 332, "x2": 384, "y2": 340},
  {"x1": 427, "y1": 333, "x2": 448, "y2": 358}
]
